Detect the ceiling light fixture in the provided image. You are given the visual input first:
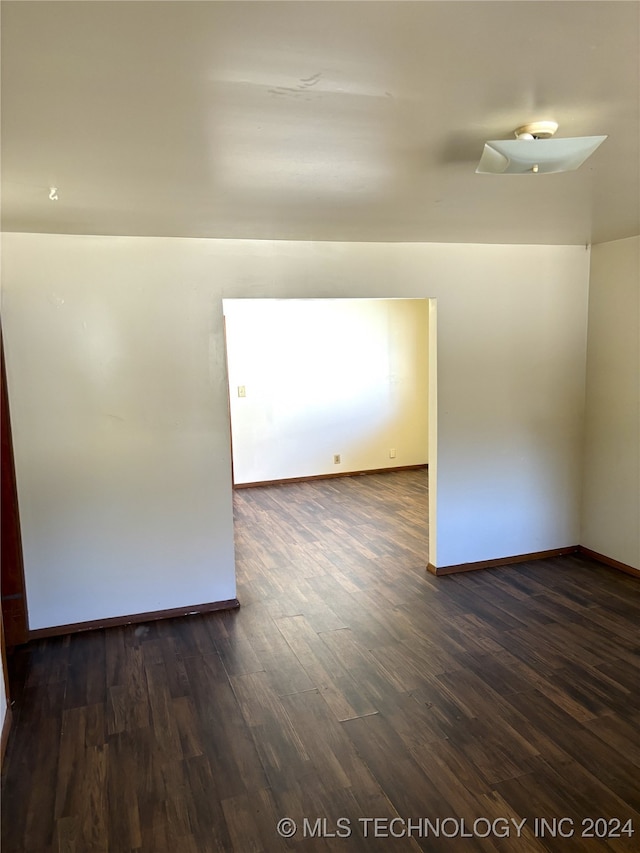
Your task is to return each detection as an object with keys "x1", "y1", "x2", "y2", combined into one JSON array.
[
  {"x1": 49, "y1": 187, "x2": 59, "y2": 200},
  {"x1": 476, "y1": 121, "x2": 607, "y2": 175}
]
